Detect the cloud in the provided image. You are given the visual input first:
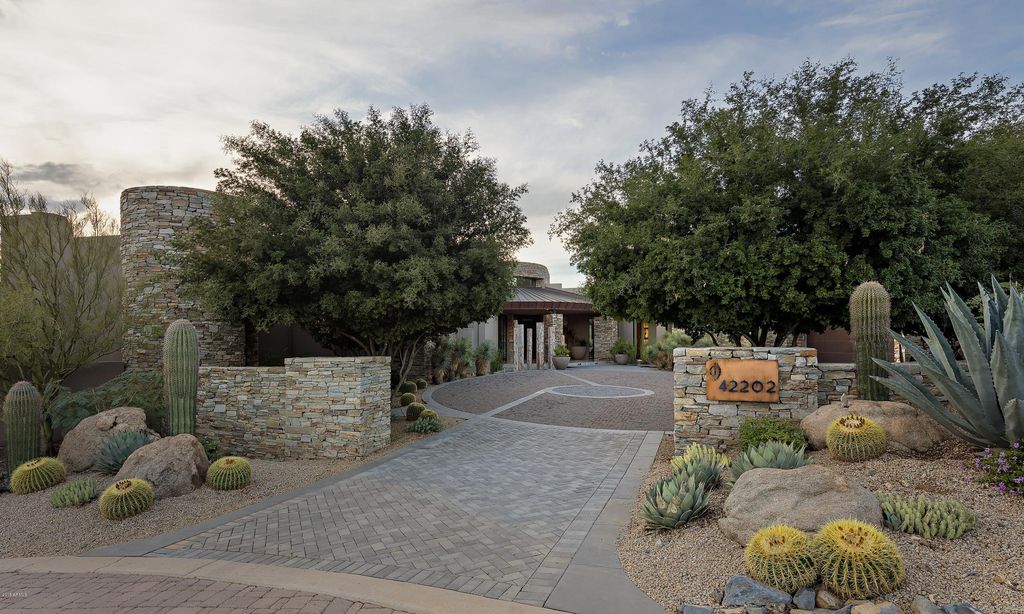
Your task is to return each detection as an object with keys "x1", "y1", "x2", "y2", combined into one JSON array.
[{"x1": 12, "y1": 162, "x2": 102, "y2": 188}]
